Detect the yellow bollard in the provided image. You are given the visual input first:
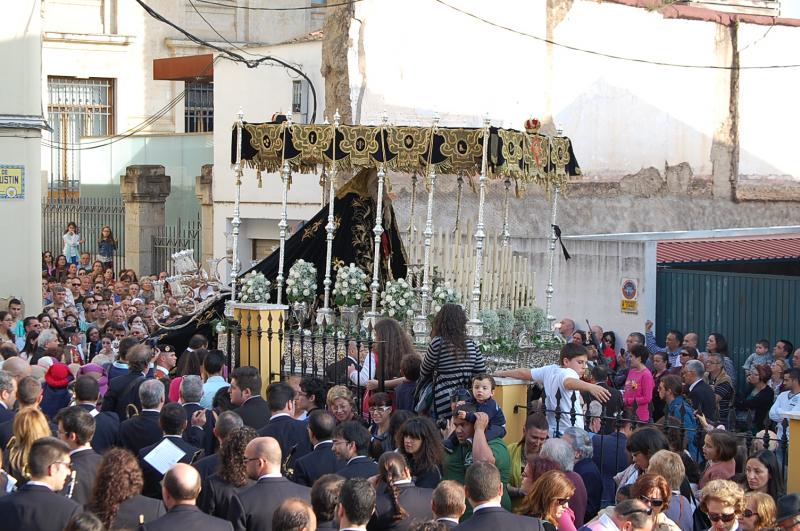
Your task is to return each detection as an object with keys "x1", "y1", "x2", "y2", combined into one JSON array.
[
  {"x1": 232, "y1": 303, "x2": 287, "y2": 396},
  {"x1": 494, "y1": 377, "x2": 530, "y2": 446}
]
